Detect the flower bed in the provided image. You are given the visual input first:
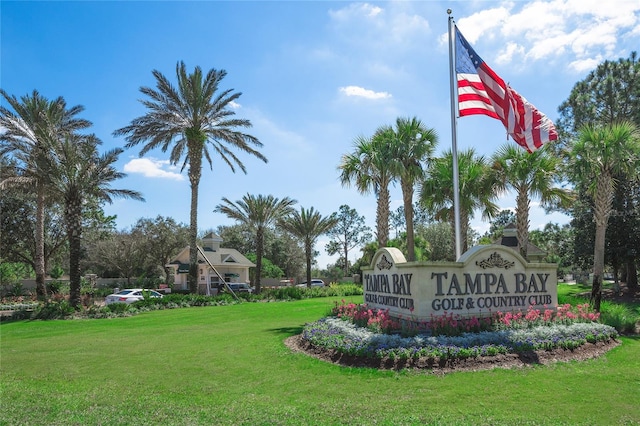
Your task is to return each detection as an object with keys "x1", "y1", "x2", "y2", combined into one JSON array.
[{"x1": 293, "y1": 302, "x2": 620, "y2": 372}]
